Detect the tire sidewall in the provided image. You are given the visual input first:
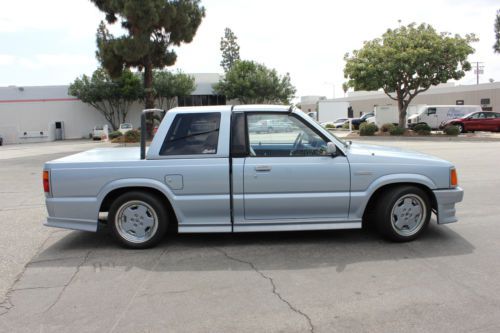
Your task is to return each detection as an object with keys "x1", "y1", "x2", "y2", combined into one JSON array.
[
  {"x1": 108, "y1": 191, "x2": 168, "y2": 249},
  {"x1": 376, "y1": 186, "x2": 431, "y2": 242}
]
